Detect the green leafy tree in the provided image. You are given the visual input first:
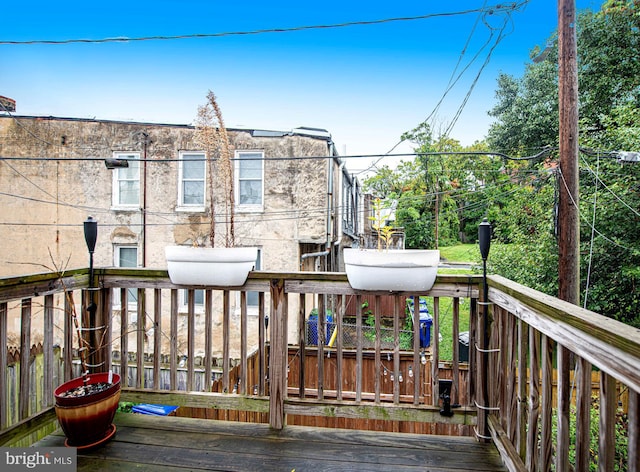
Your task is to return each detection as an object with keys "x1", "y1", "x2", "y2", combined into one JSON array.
[{"x1": 486, "y1": 0, "x2": 640, "y2": 327}]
